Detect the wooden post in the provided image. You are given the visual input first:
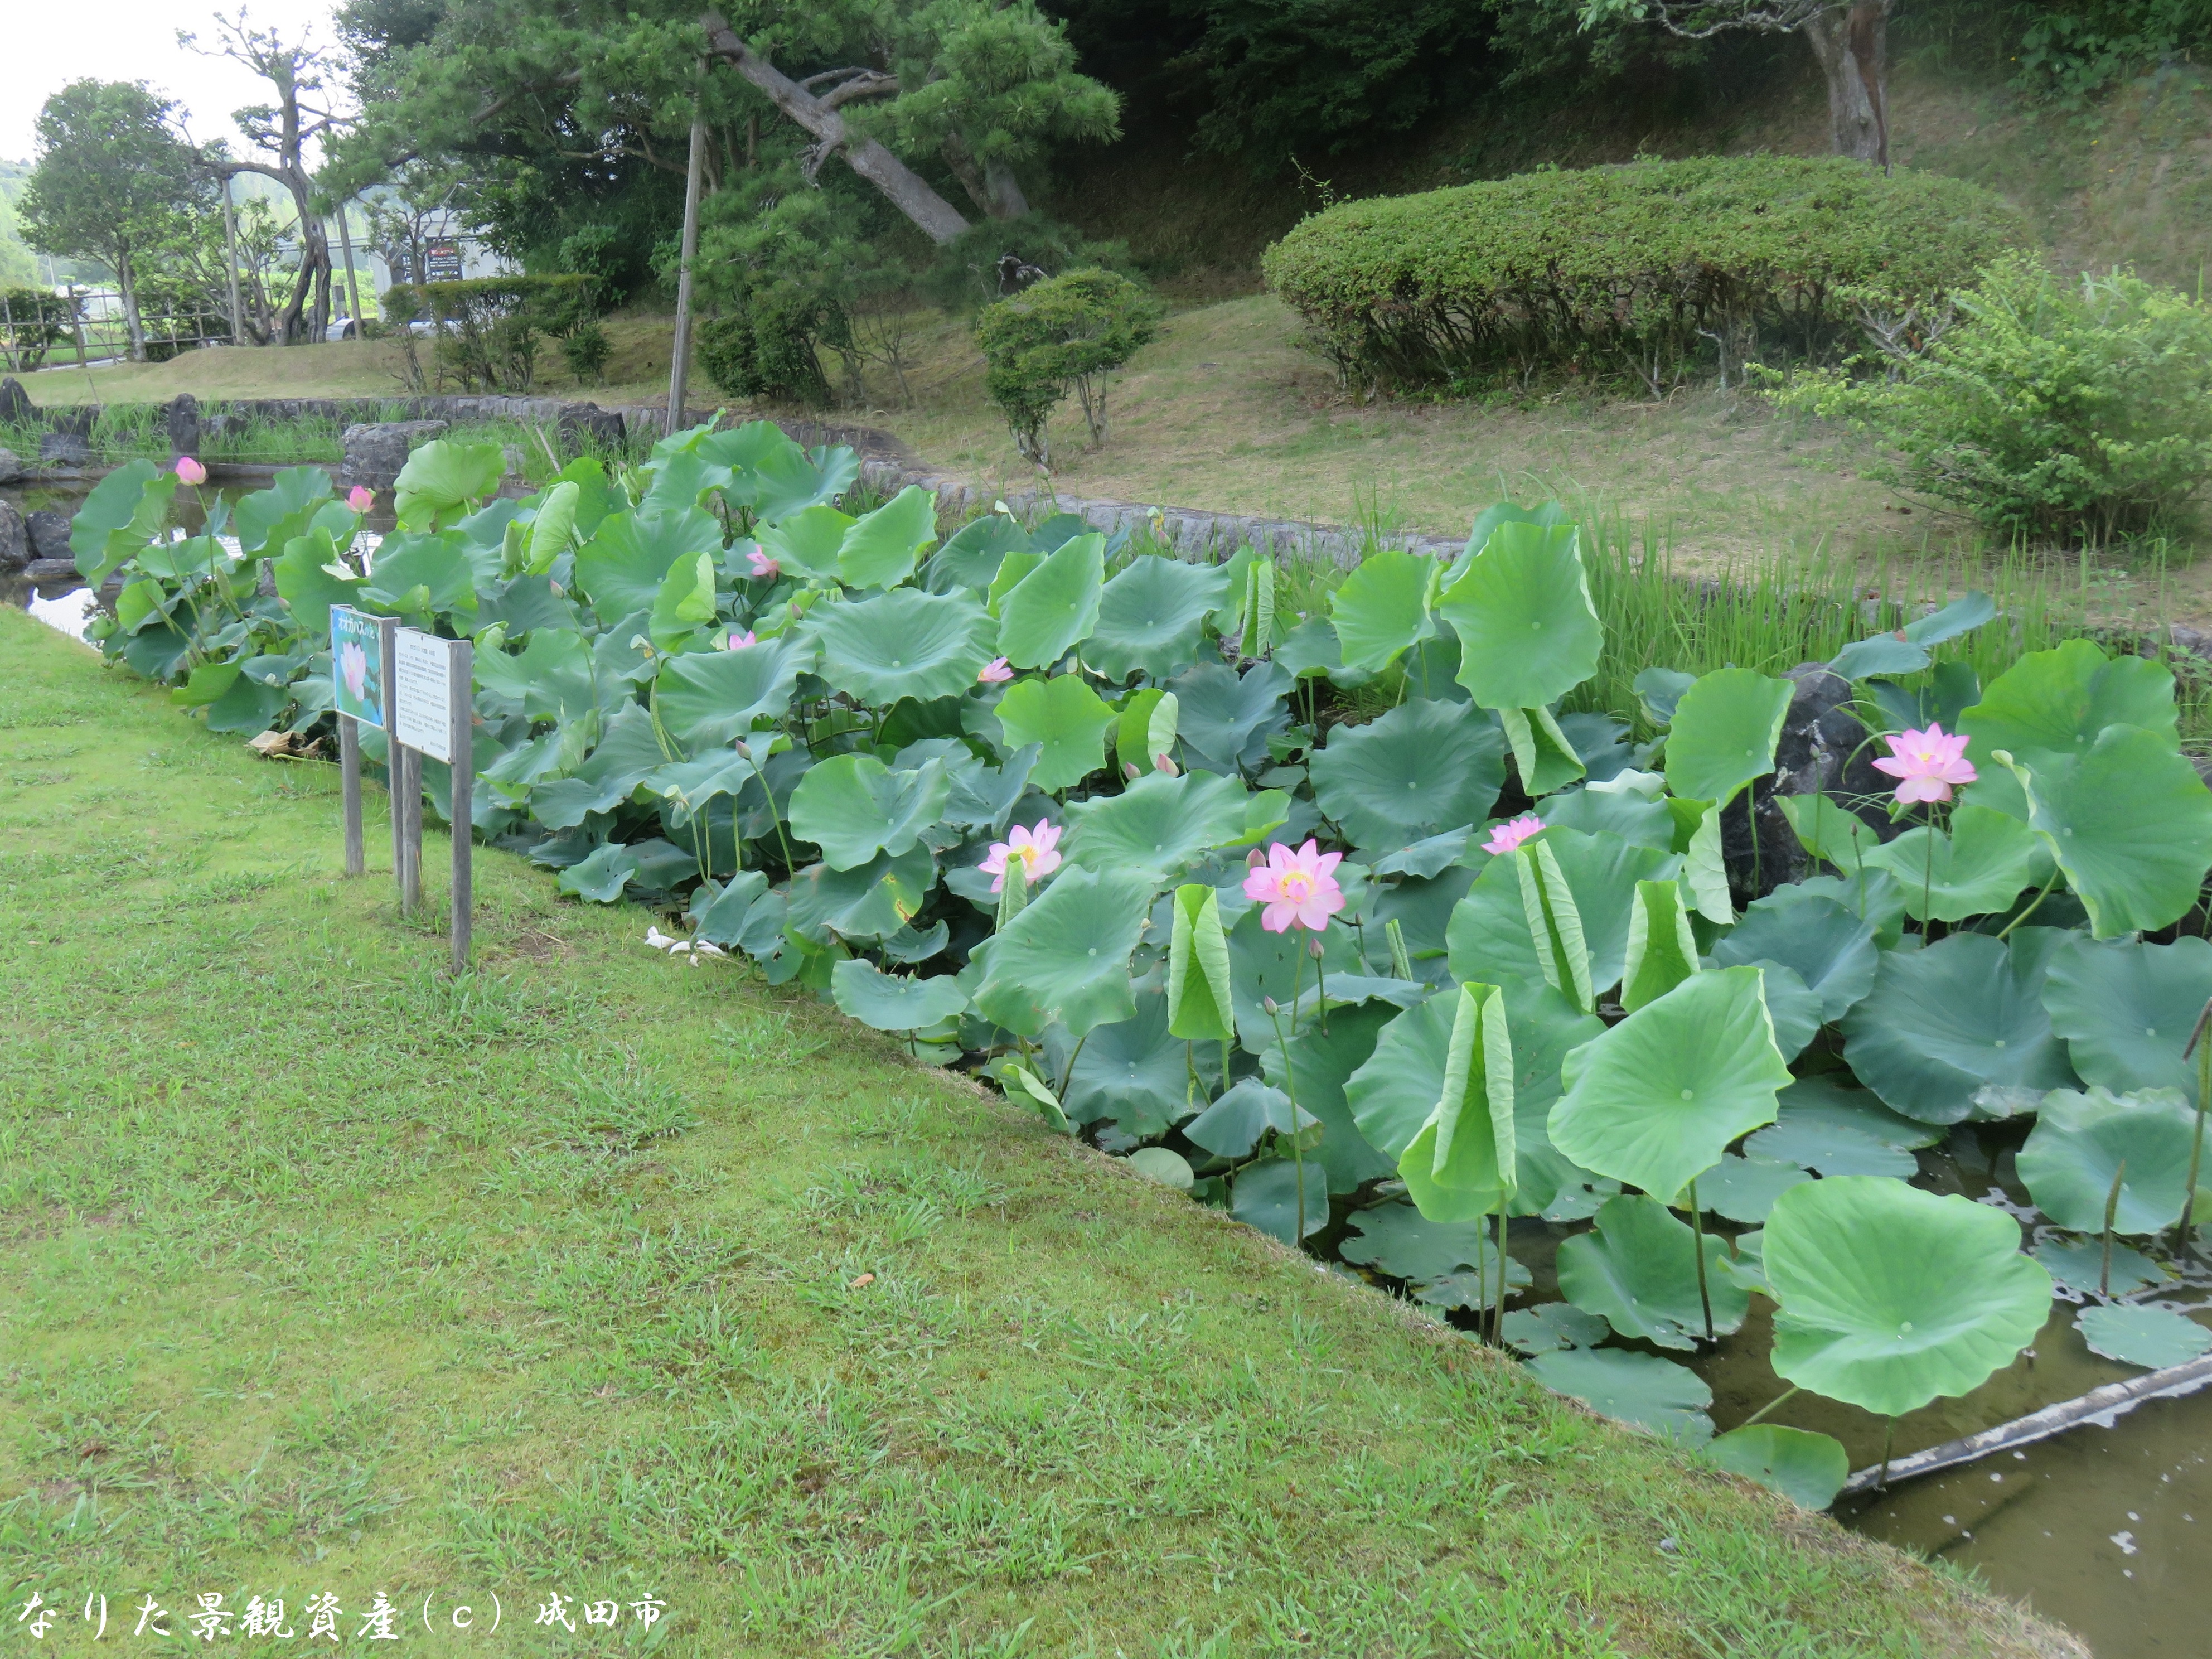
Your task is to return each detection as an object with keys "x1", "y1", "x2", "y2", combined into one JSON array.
[
  {"x1": 666, "y1": 100, "x2": 706, "y2": 437},
  {"x1": 448, "y1": 636, "x2": 473, "y2": 973},
  {"x1": 399, "y1": 747, "x2": 423, "y2": 916},
  {"x1": 336, "y1": 204, "x2": 364, "y2": 335},
  {"x1": 379, "y1": 617, "x2": 408, "y2": 909},
  {"x1": 220, "y1": 176, "x2": 245, "y2": 347},
  {"x1": 339, "y1": 714, "x2": 365, "y2": 877}
]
